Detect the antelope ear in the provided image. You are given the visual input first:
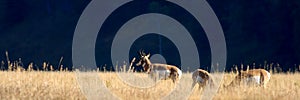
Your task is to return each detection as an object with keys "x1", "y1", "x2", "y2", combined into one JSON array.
[{"x1": 146, "y1": 53, "x2": 150, "y2": 58}]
